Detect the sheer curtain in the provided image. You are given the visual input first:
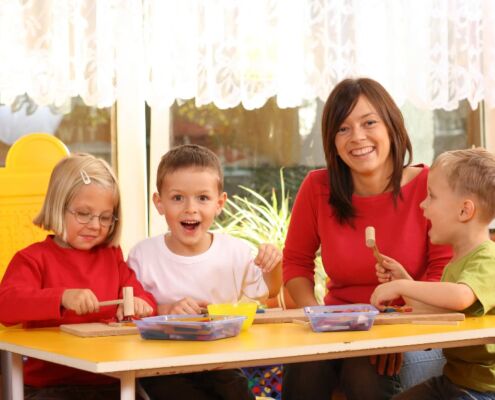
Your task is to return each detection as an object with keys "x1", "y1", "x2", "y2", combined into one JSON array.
[
  {"x1": 0, "y1": 0, "x2": 494, "y2": 111},
  {"x1": 1, "y1": 0, "x2": 111, "y2": 107}
]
